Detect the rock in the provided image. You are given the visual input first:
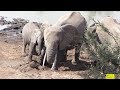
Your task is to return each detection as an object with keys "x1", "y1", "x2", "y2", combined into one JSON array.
[
  {"x1": 0, "y1": 16, "x2": 29, "y2": 32},
  {"x1": 97, "y1": 17, "x2": 120, "y2": 49},
  {"x1": 88, "y1": 16, "x2": 120, "y2": 50},
  {"x1": 87, "y1": 17, "x2": 120, "y2": 67},
  {"x1": 0, "y1": 25, "x2": 11, "y2": 30}
]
